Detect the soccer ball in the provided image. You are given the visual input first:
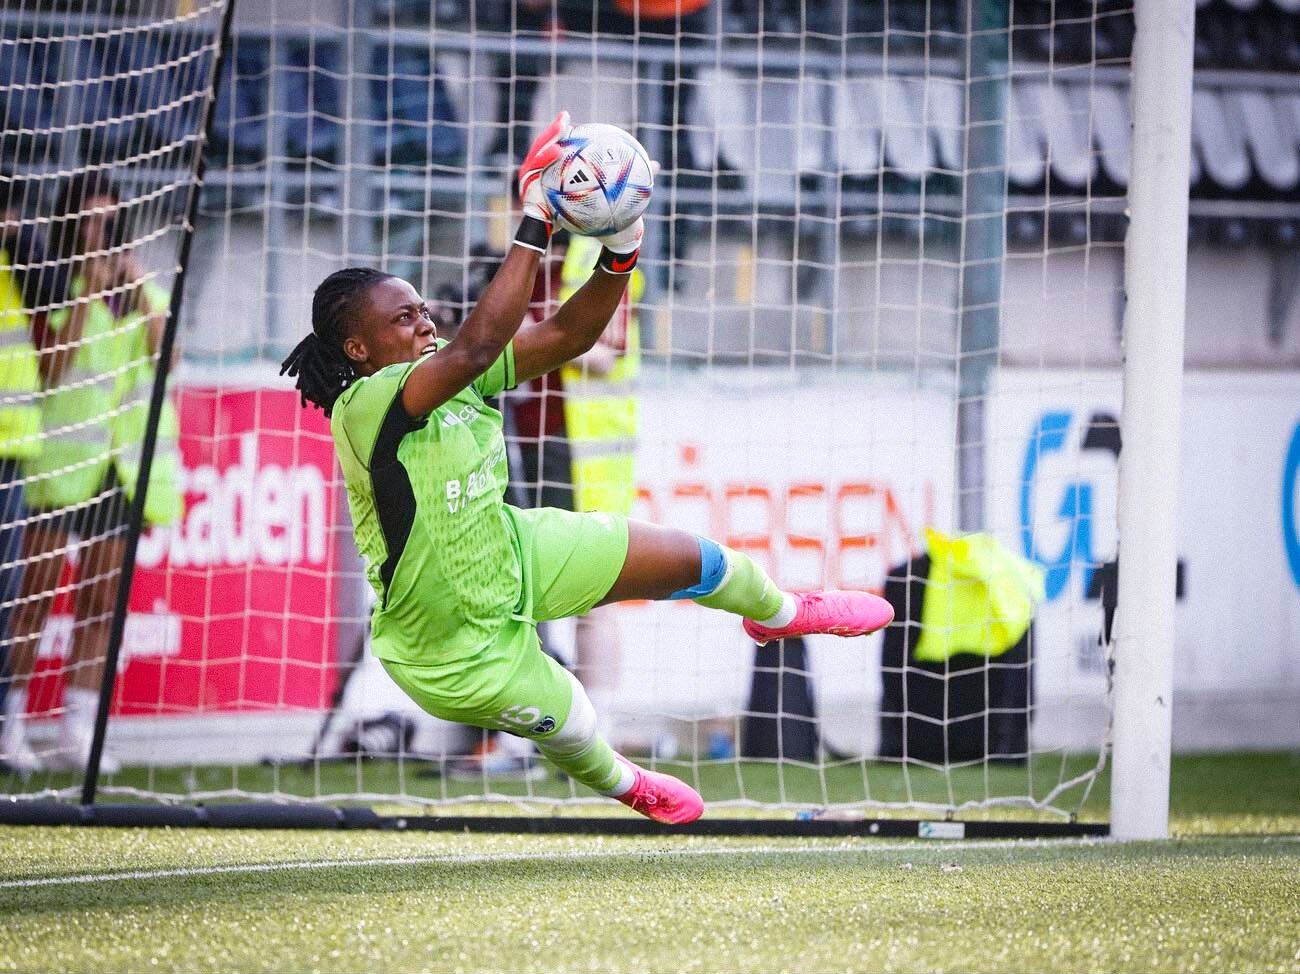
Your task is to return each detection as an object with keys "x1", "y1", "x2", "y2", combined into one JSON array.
[{"x1": 541, "y1": 122, "x2": 654, "y2": 236}]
